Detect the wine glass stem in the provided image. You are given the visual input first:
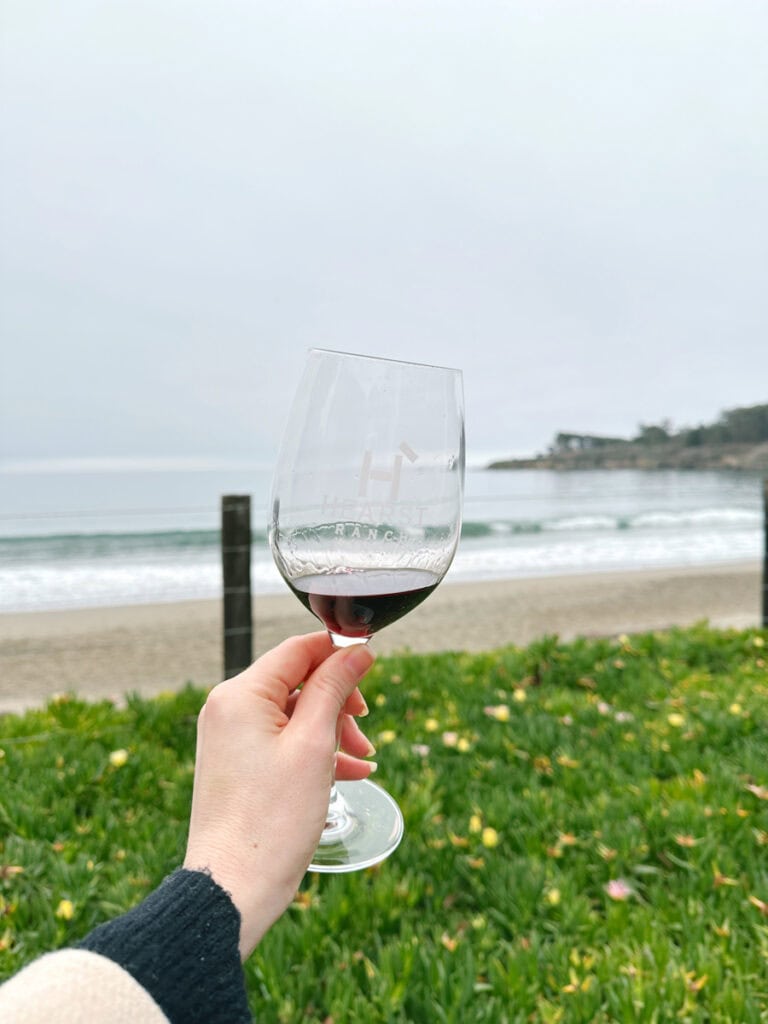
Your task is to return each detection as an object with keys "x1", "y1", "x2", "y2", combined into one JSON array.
[{"x1": 319, "y1": 633, "x2": 370, "y2": 844}]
